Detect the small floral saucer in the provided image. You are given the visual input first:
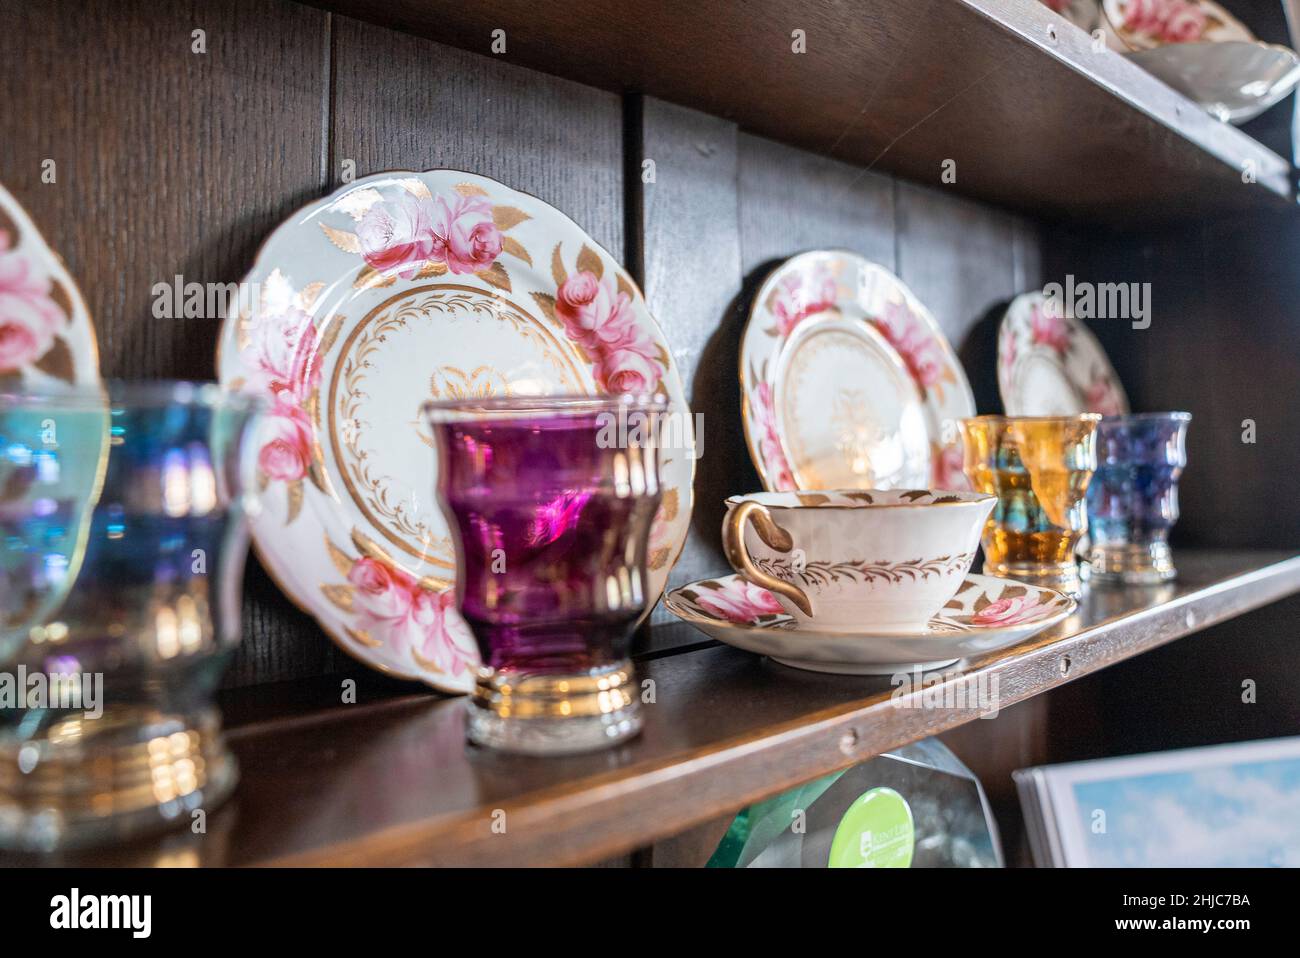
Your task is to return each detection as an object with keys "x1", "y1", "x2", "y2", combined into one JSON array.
[
  {"x1": 997, "y1": 291, "x2": 1128, "y2": 417},
  {"x1": 663, "y1": 572, "x2": 1075, "y2": 674},
  {"x1": 740, "y1": 251, "x2": 973, "y2": 493}
]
